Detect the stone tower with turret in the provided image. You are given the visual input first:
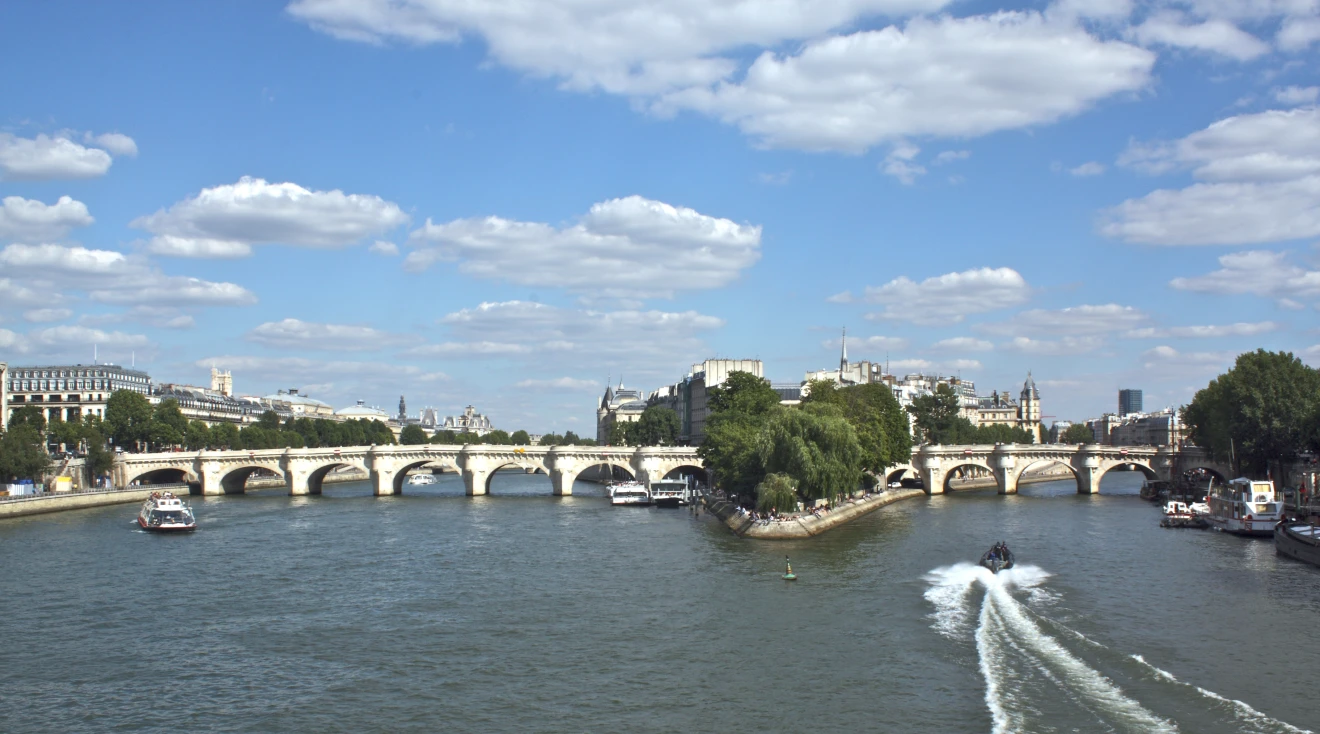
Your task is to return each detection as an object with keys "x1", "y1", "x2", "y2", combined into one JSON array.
[{"x1": 1019, "y1": 371, "x2": 1042, "y2": 443}]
